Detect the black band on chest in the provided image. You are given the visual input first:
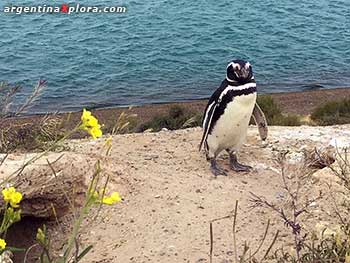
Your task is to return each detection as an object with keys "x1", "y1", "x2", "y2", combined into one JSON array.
[
  {"x1": 228, "y1": 86, "x2": 257, "y2": 97},
  {"x1": 208, "y1": 85, "x2": 256, "y2": 134}
]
